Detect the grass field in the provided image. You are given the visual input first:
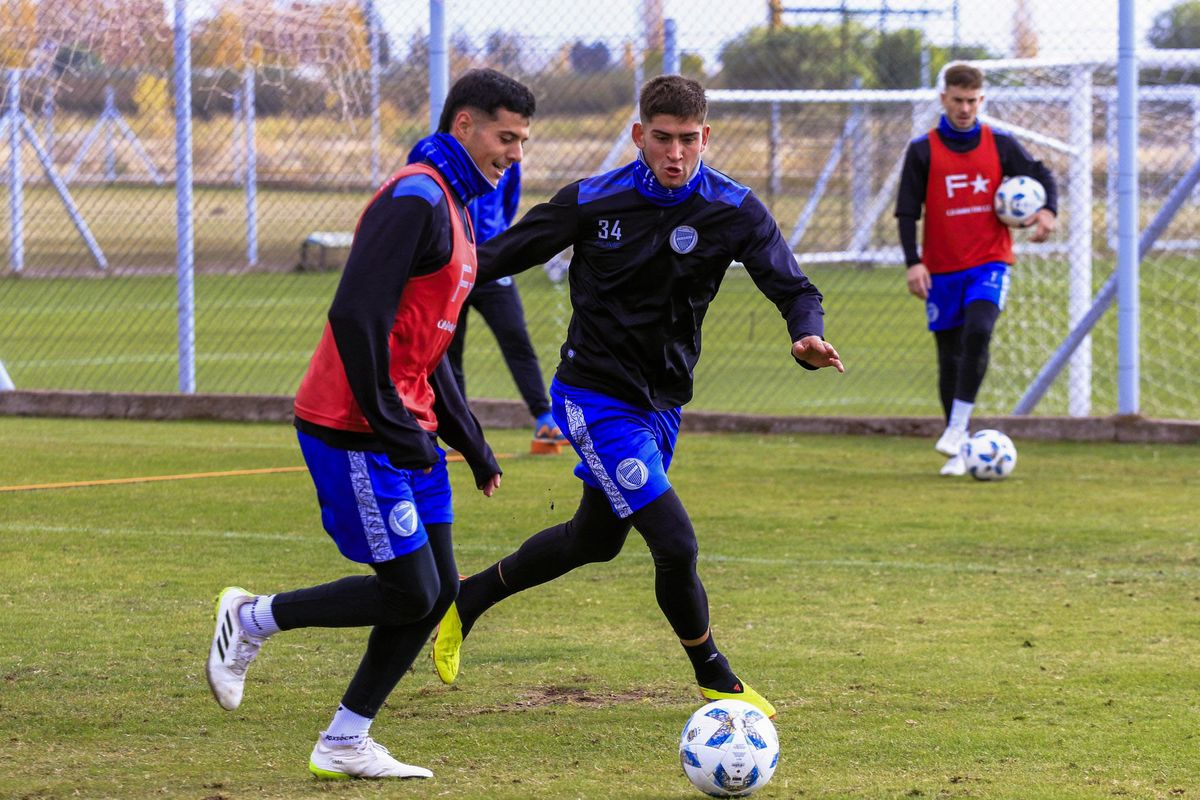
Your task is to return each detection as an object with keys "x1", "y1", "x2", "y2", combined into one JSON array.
[
  {"x1": 2, "y1": 417, "x2": 1198, "y2": 799},
  {"x1": 0, "y1": 261, "x2": 935, "y2": 415},
  {"x1": 3, "y1": 252, "x2": 1199, "y2": 419}
]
